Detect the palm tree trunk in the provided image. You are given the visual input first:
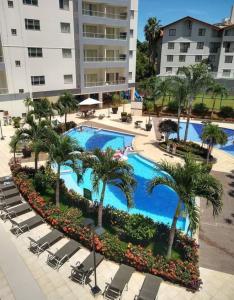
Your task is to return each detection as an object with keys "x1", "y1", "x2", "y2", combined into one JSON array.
[
  {"x1": 167, "y1": 199, "x2": 182, "y2": 259},
  {"x1": 97, "y1": 182, "x2": 106, "y2": 228},
  {"x1": 177, "y1": 104, "x2": 181, "y2": 141},
  {"x1": 55, "y1": 164, "x2": 61, "y2": 207},
  {"x1": 13, "y1": 150, "x2": 16, "y2": 164},
  {"x1": 220, "y1": 96, "x2": 223, "y2": 110},
  {"x1": 65, "y1": 113, "x2": 67, "y2": 129},
  {"x1": 184, "y1": 101, "x2": 192, "y2": 142},
  {"x1": 211, "y1": 98, "x2": 216, "y2": 119},
  {"x1": 34, "y1": 152, "x2": 39, "y2": 173}
]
